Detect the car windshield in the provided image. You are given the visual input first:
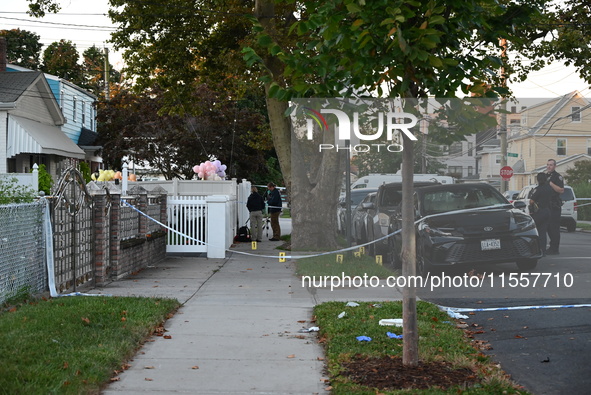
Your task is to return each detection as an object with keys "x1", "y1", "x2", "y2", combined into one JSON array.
[
  {"x1": 421, "y1": 186, "x2": 507, "y2": 215},
  {"x1": 351, "y1": 193, "x2": 368, "y2": 206}
]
